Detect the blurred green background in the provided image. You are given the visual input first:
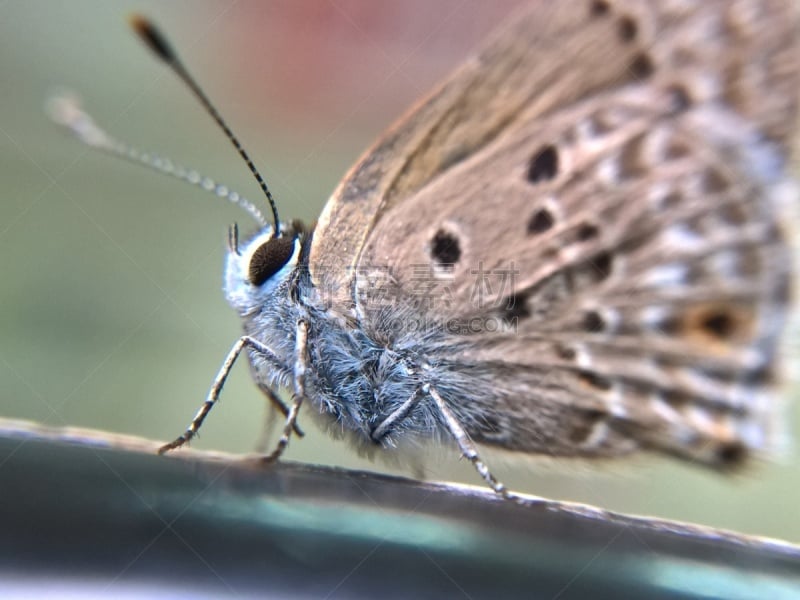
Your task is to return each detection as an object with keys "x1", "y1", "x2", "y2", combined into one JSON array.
[{"x1": 1, "y1": 1, "x2": 798, "y2": 542}]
